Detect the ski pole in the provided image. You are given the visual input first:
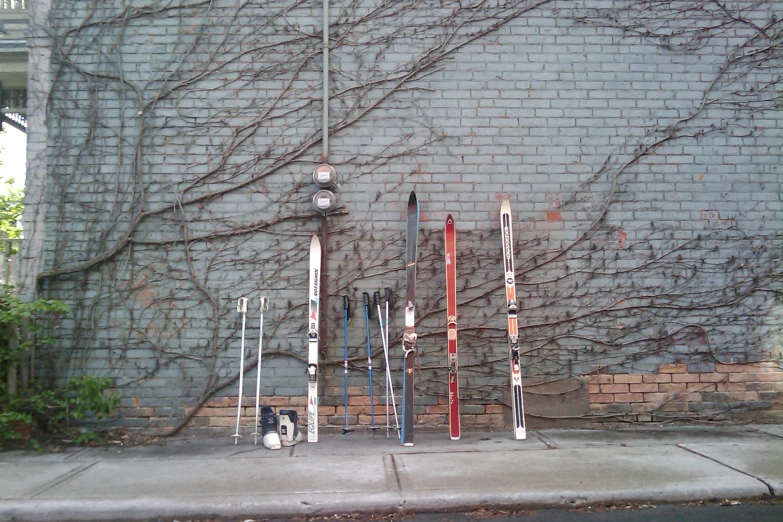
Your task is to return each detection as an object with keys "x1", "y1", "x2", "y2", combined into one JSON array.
[
  {"x1": 378, "y1": 289, "x2": 399, "y2": 437},
  {"x1": 232, "y1": 297, "x2": 248, "y2": 445},
  {"x1": 374, "y1": 291, "x2": 388, "y2": 438},
  {"x1": 251, "y1": 296, "x2": 269, "y2": 445},
  {"x1": 362, "y1": 292, "x2": 378, "y2": 437},
  {"x1": 342, "y1": 295, "x2": 353, "y2": 440}
]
